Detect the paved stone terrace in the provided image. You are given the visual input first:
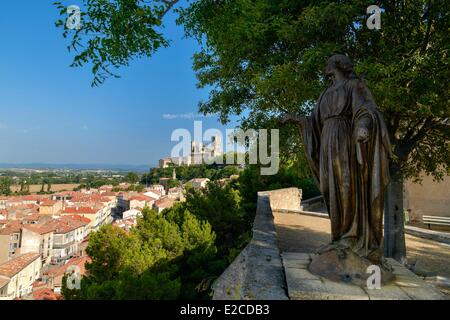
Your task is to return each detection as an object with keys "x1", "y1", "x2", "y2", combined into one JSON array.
[
  {"x1": 212, "y1": 188, "x2": 449, "y2": 300},
  {"x1": 273, "y1": 212, "x2": 450, "y2": 296}
]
